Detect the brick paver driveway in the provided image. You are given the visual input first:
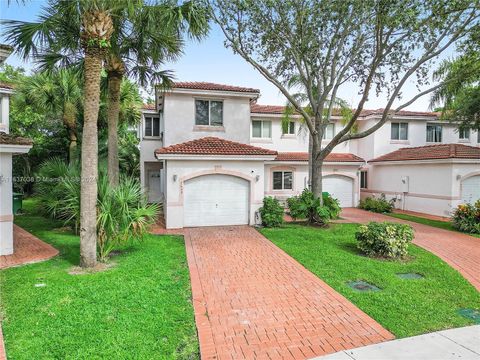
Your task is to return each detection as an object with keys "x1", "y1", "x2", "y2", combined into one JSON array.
[
  {"x1": 341, "y1": 208, "x2": 480, "y2": 291},
  {"x1": 184, "y1": 226, "x2": 393, "y2": 360}
]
